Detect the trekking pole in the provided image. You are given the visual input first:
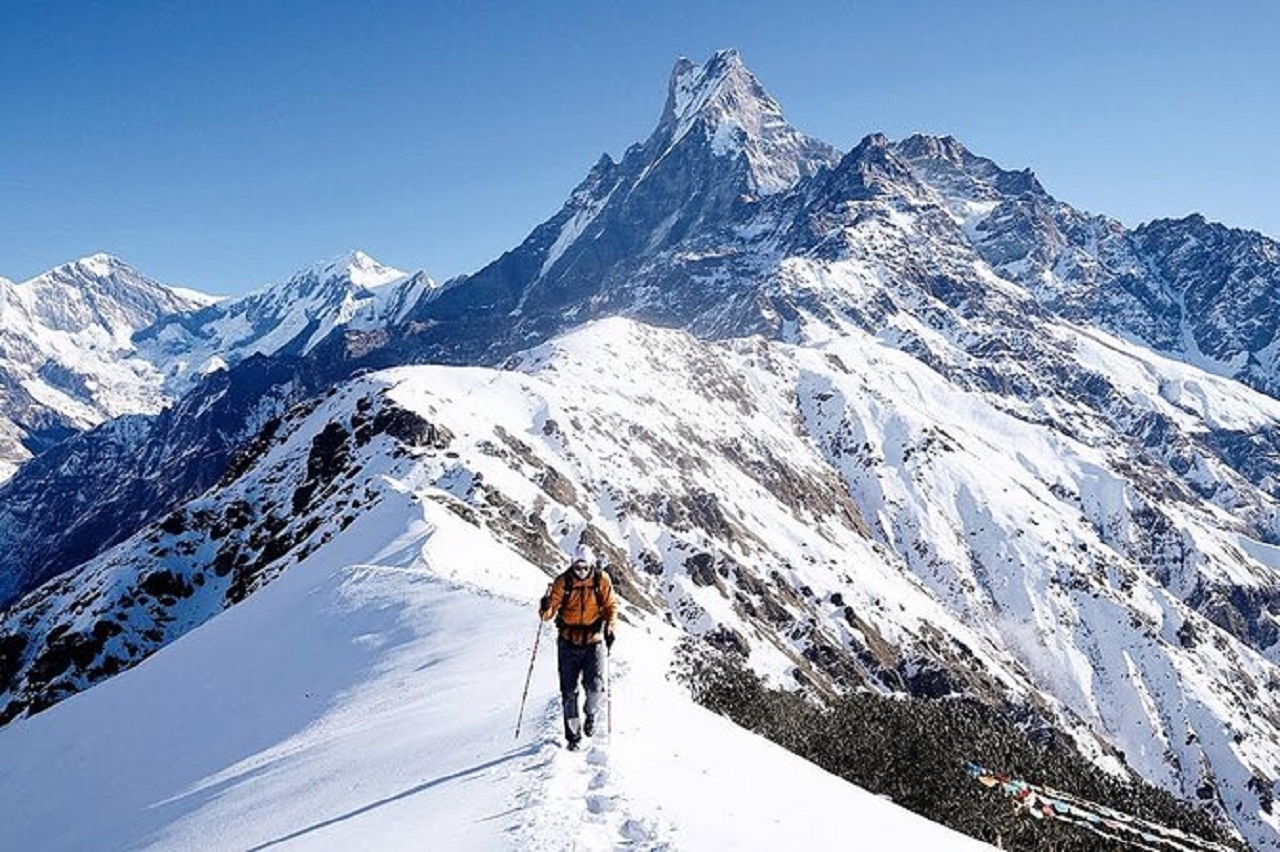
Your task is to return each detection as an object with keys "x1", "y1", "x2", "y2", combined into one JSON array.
[
  {"x1": 514, "y1": 617, "x2": 545, "y2": 740},
  {"x1": 605, "y1": 638, "x2": 613, "y2": 736}
]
